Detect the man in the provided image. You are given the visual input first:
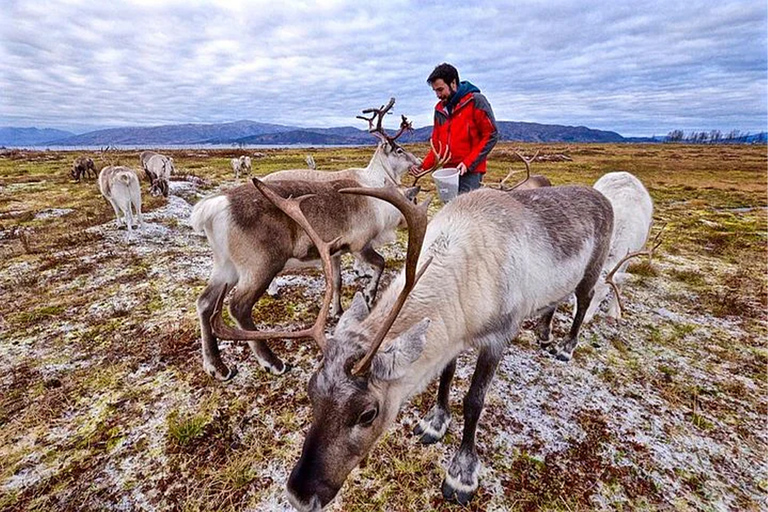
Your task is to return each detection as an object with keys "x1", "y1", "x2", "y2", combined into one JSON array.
[{"x1": 409, "y1": 63, "x2": 499, "y2": 194}]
